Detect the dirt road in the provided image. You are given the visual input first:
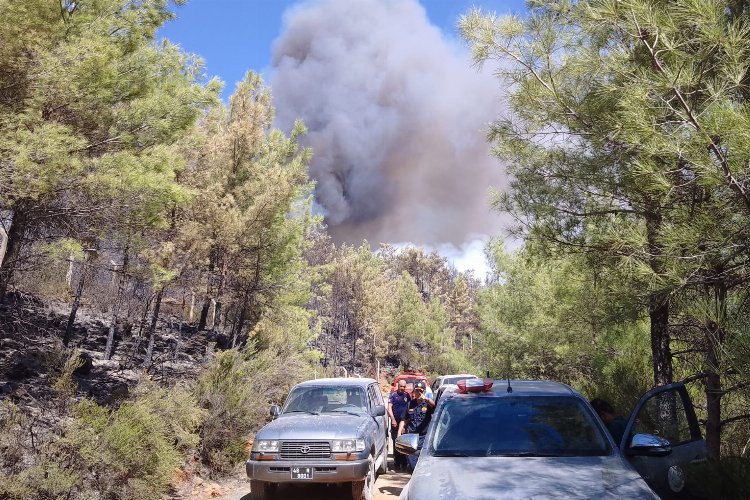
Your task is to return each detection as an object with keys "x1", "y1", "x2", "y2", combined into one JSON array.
[{"x1": 180, "y1": 450, "x2": 409, "y2": 500}]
